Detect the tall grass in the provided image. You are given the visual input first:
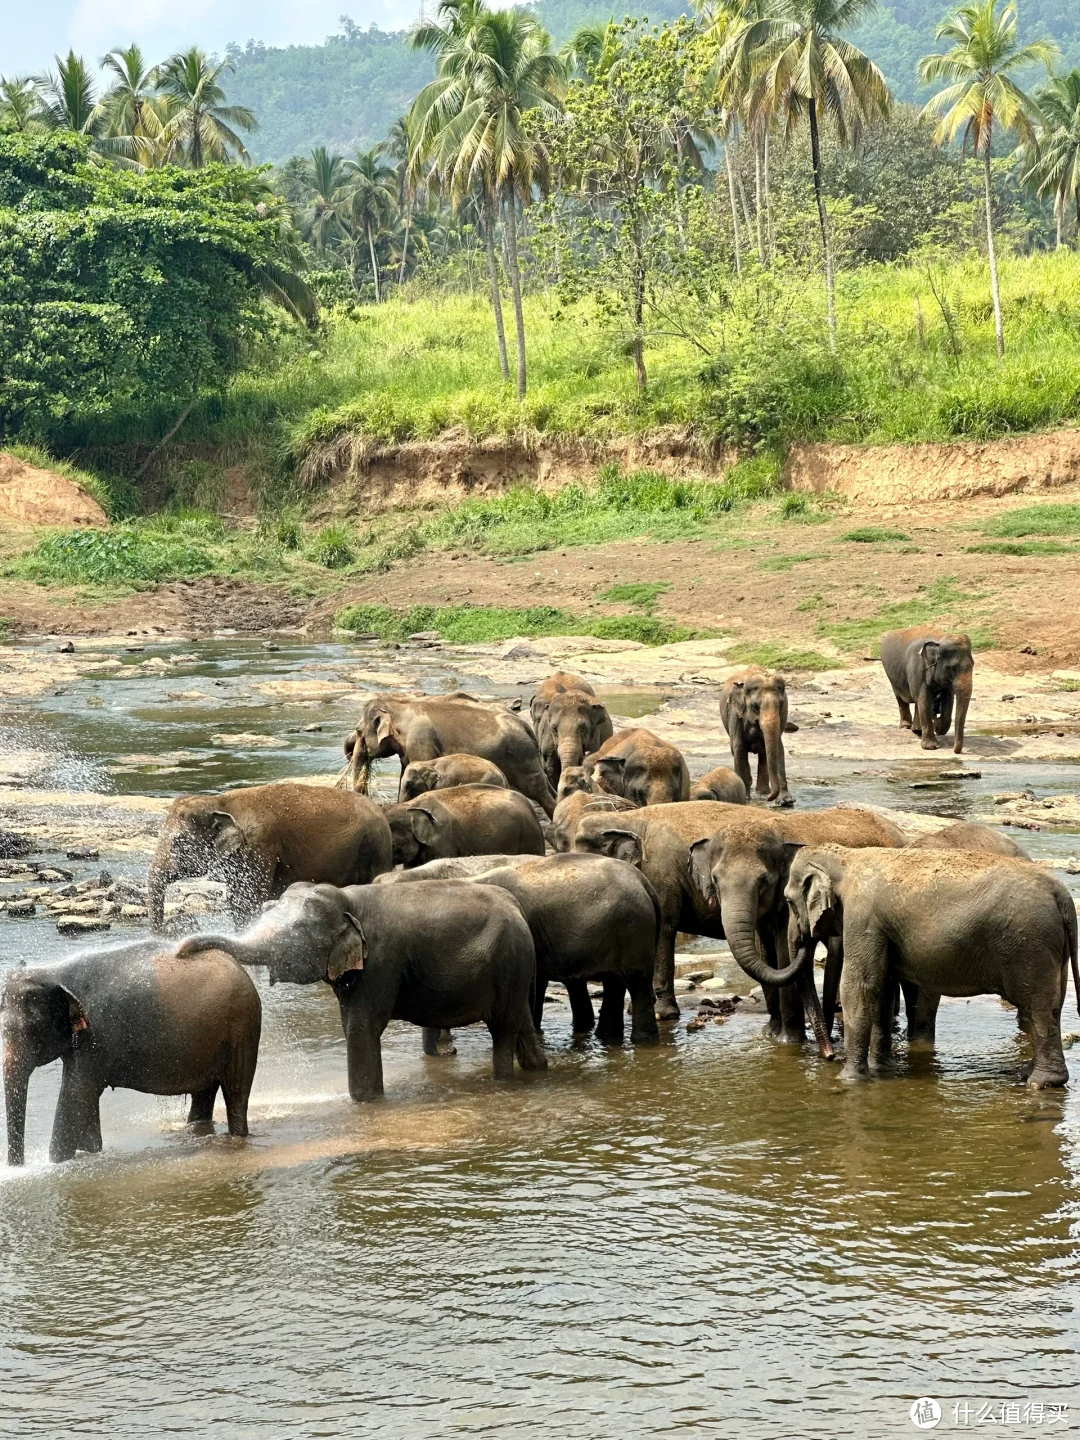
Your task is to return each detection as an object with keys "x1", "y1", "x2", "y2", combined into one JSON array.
[{"x1": 334, "y1": 602, "x2": 699, "y2": 646}]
